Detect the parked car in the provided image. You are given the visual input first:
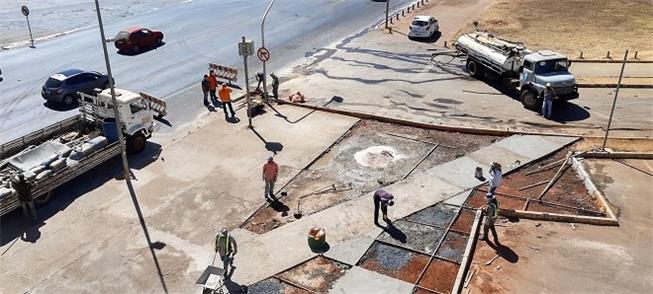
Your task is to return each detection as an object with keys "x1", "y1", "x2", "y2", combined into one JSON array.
[
  {"x1": 408, "y1": 16, "x2": 439, "y2": 39},
  {"x1": 114, "y1": 27, "x2": 164, "y2": 52},
  {"x1": 41, "y1": 69, "x2": 111, "y2": 106}
]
